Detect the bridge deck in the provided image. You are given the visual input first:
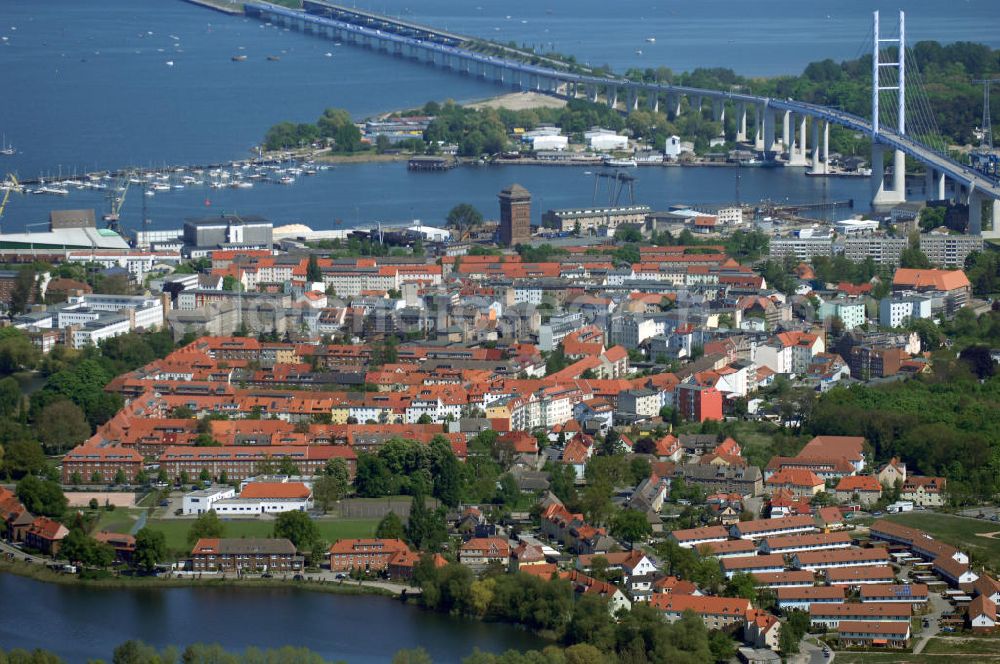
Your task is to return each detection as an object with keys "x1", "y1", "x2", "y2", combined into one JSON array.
[{"x1": 247, "y1": 1, "x2": 1000, "y2": 202}]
